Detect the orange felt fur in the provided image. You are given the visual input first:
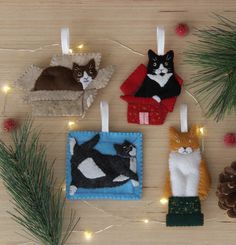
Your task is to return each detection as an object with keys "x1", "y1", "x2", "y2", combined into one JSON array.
[{"x1": 163, "y1": 126, "x2": 211, "y2": 200}]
